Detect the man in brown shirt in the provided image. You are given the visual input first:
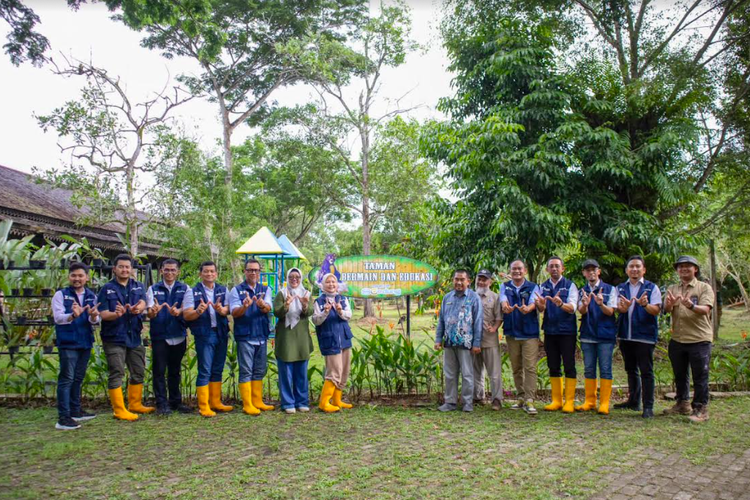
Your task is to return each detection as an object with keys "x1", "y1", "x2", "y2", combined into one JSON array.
[
  {"x1": 472, "y1": 270, "x2": 504, "y2": 409},
  {"x1": 663, "y1": 255, "x2": 714, "y2": 423}
]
